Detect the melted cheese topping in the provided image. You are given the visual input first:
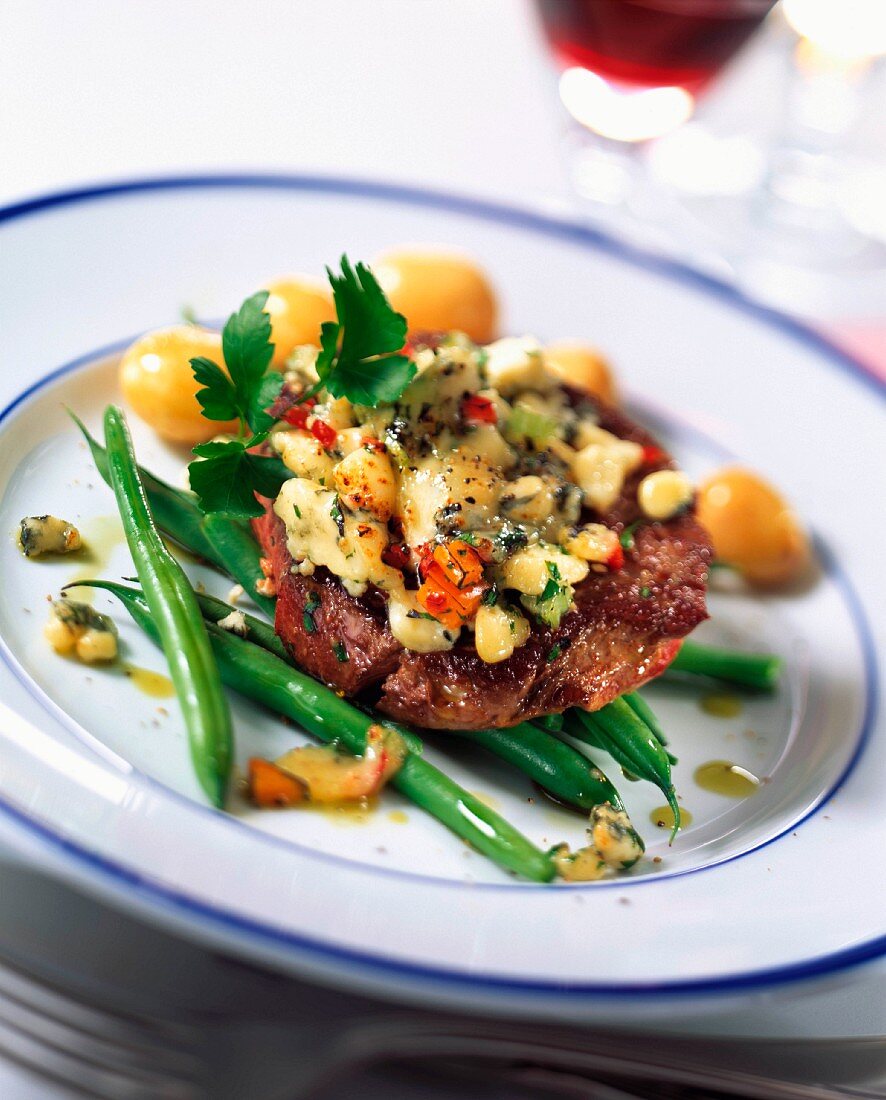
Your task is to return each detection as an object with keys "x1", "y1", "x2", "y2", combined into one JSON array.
[{"x1": 271, "y1": 336, "x2": 686, "y2": 659}]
